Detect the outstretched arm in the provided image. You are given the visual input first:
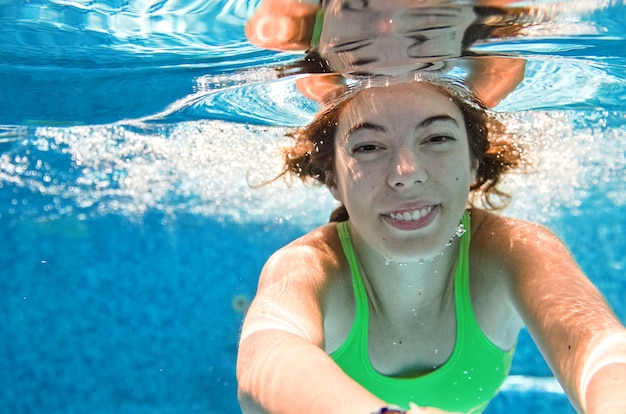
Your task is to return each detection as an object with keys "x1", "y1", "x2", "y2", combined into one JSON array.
[
  {"x1": 236, "y1": 240, "x2": 387, "y2": 413},
  {"x1": 236, "y1": 231, "x2": 456, "y2": 414},
  {"x1": 238, "y1": 329, "x2": 387, "y2": 413},
  {"x1": 491, "y1": 216, "x2": 626, "y2": 413}
]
